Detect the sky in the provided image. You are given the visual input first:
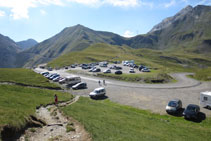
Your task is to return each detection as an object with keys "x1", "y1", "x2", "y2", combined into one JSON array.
[{"x1": 0, "y1": 0, "x2": 210, "y2": 42}]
